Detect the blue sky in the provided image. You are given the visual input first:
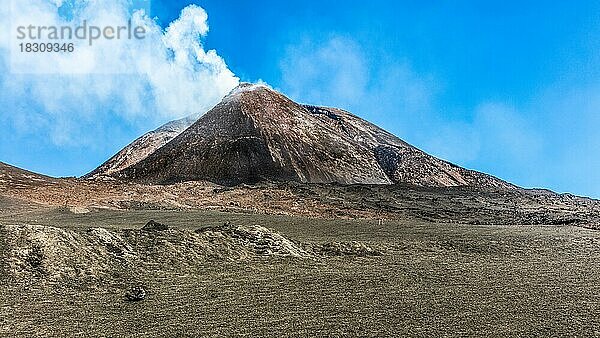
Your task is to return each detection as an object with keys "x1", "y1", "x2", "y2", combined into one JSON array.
[{"x1": 1, "y1": 1, "x2": 600, "y2": 197}]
